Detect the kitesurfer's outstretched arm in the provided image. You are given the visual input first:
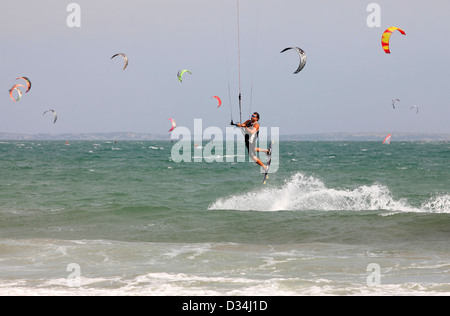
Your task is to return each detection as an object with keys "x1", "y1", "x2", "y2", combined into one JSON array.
[{"x1": 236, "y1": 120, "x2": 250, "y2": 128}]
